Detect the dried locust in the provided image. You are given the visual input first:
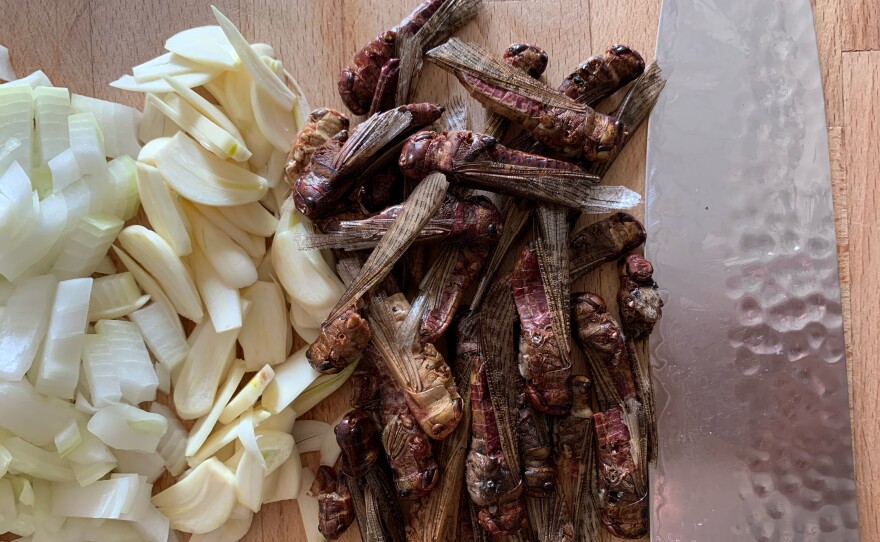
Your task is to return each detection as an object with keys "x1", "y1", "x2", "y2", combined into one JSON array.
[
  {"x1": 285, "y1": 108, "x2": 350, "y2": 183},
  {"x1": 427, "y1": 38, "x2": 625, "y2": 161},
  {"x1": 558, "y1": 45, "x2": 645, "y2": 105},
  {"x1": 336, "y1": 409, "x2": 408, "y2": 542},
  {"x1": 570, "y1": 212, "x2": 646, "y2": 281},
  {"x1": 310, "y1": 465, "x2": 356, "y2": 540},
  {"x1": 339, "y1": 0, "x2": 481, "y2": 114},
  {"x1": 293, "y1": 103, "x2": 444, "y2": 220},
  {"x1": 399, "y1": 129, "x2": 640, "y2": 213}
]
